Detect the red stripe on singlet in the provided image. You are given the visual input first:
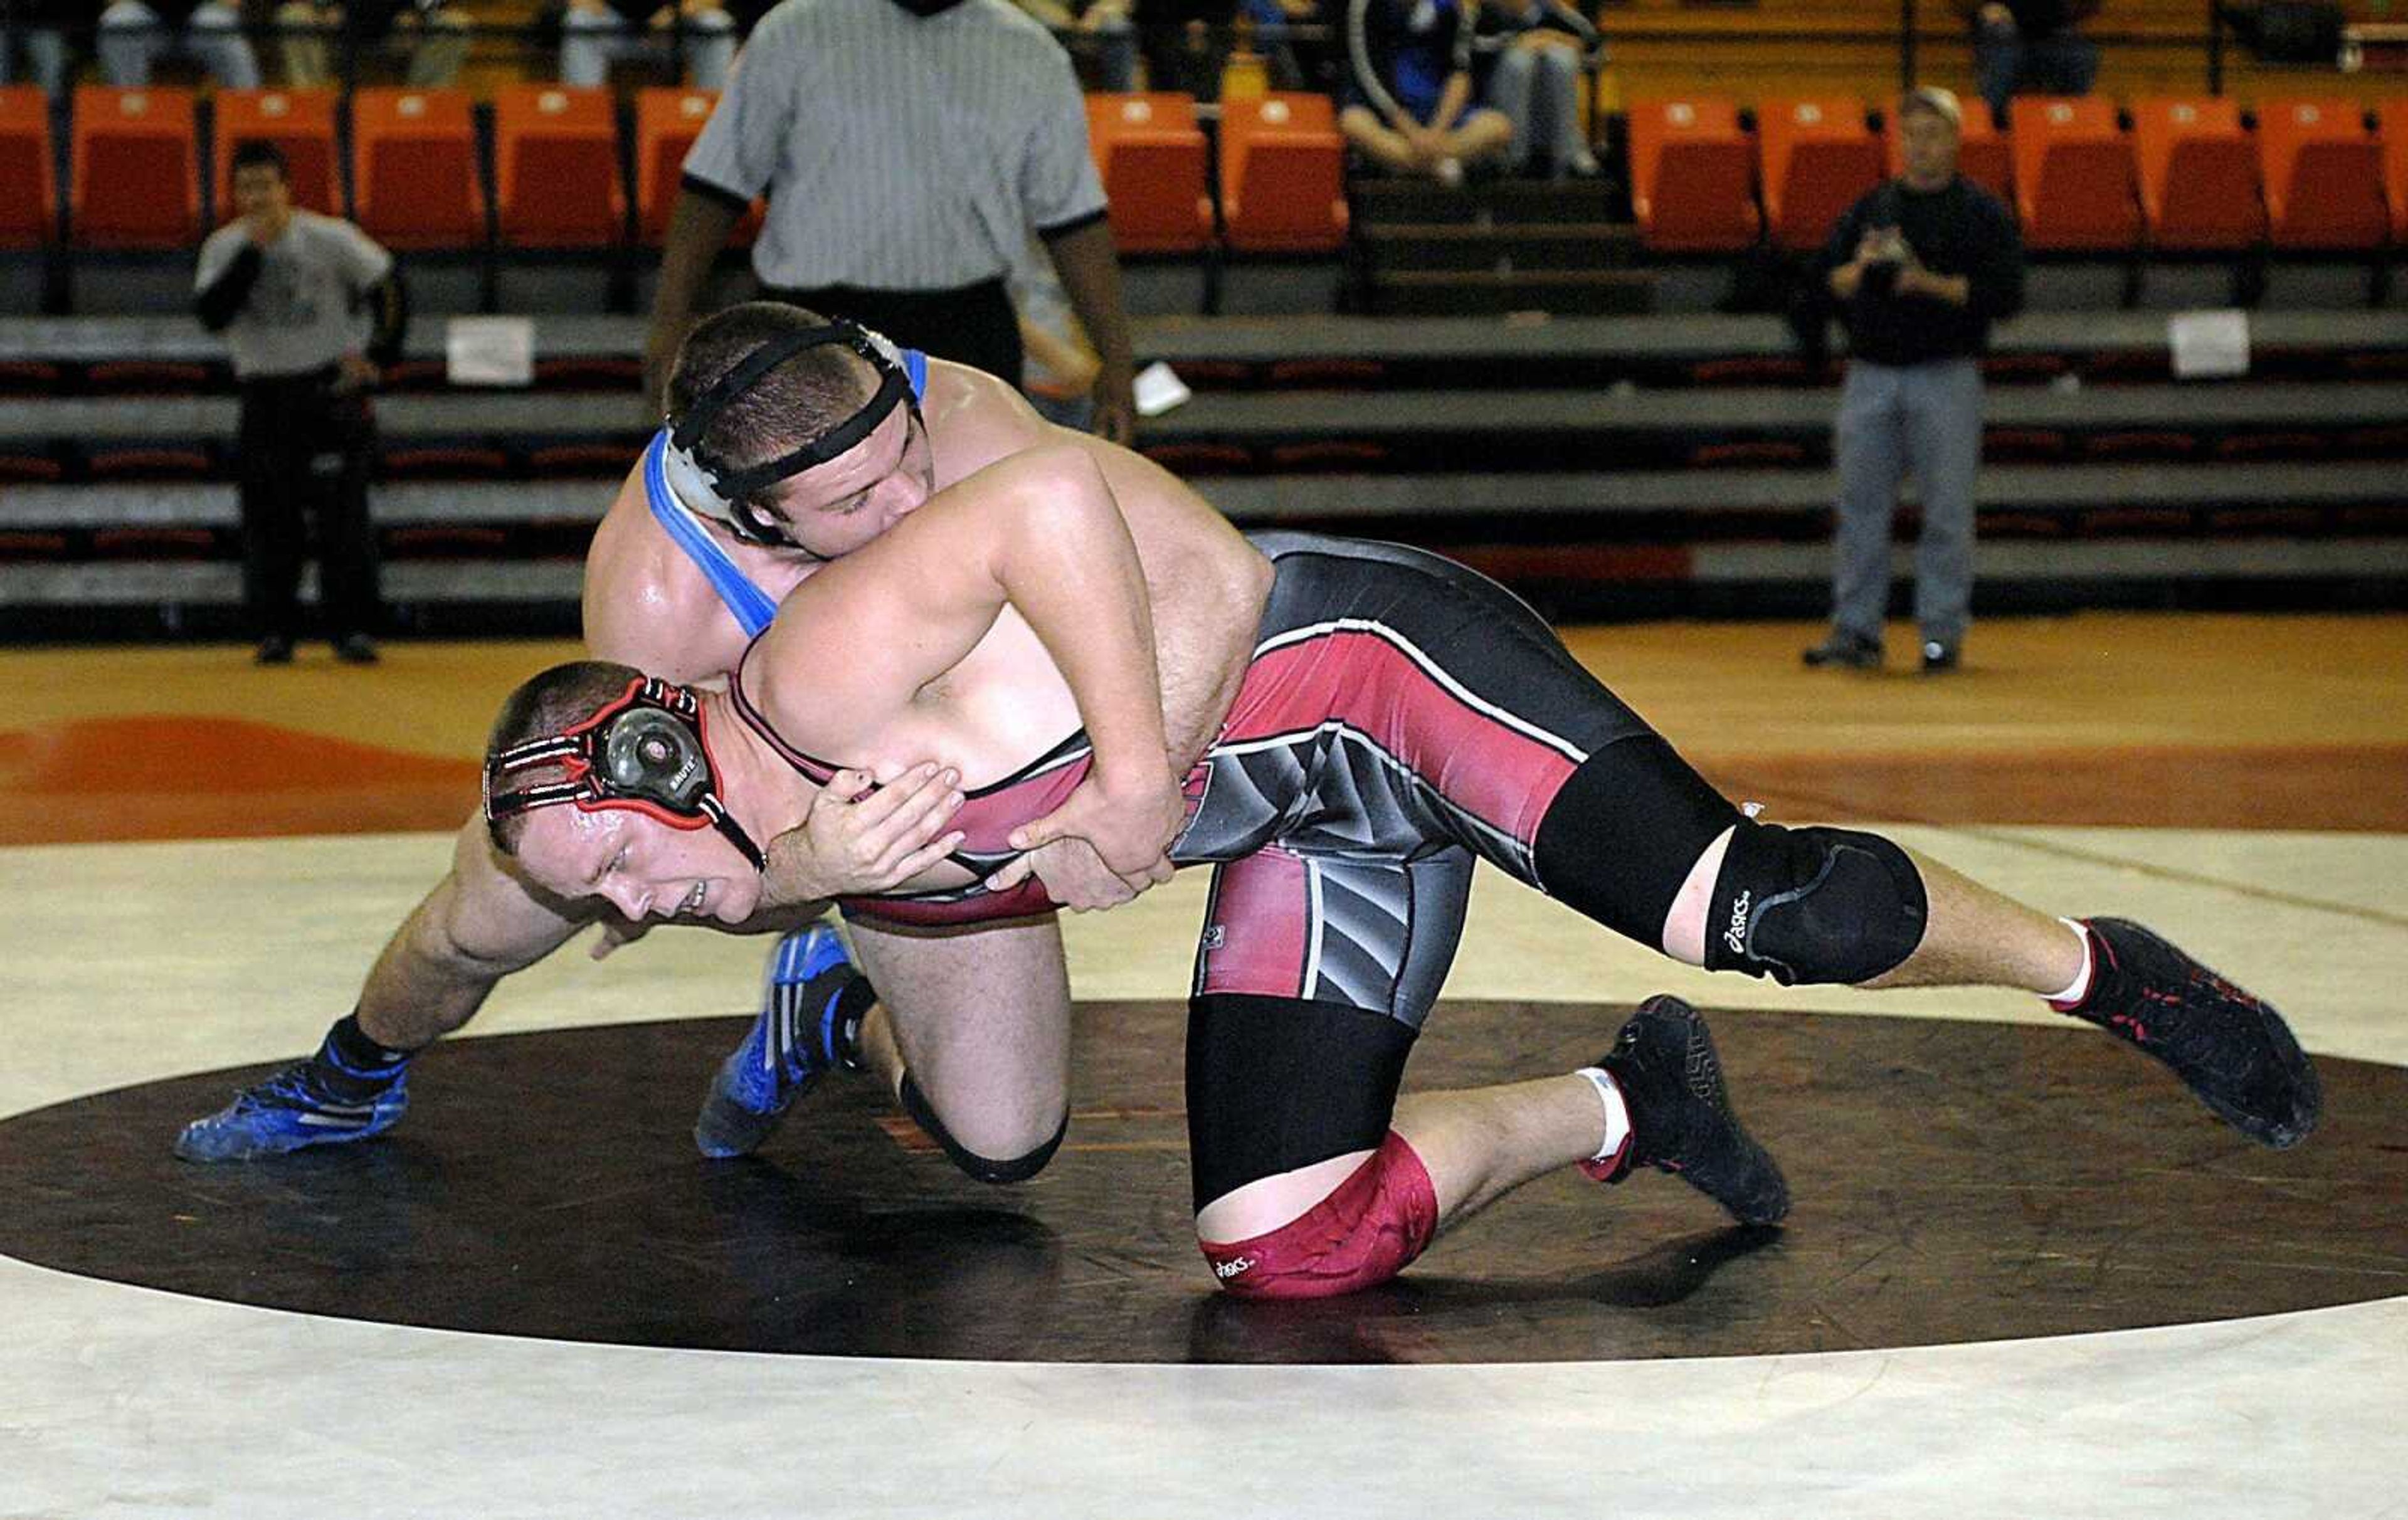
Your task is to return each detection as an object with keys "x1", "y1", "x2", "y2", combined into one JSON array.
[{"x1": 1219, "y1": 628, "x2": 1583, "y2": 850}]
